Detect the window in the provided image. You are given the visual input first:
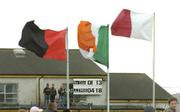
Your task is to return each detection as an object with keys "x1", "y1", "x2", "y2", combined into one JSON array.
[{"x1": 0, "y1": 84, "x2": 17, "y2": 103}]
